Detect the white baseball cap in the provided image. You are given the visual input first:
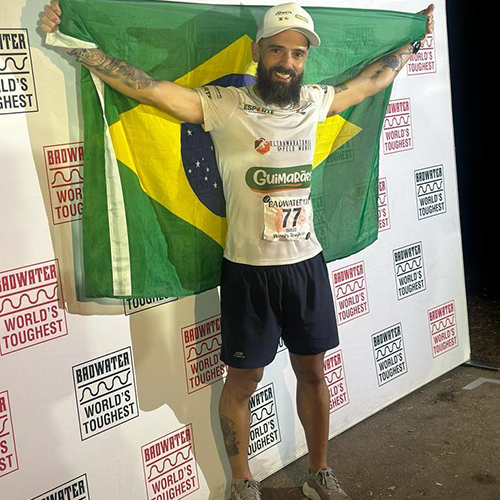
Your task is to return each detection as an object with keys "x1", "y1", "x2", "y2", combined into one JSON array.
[{"x1": 256, "y1": 2, "x2": 321, "y2": 46}]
